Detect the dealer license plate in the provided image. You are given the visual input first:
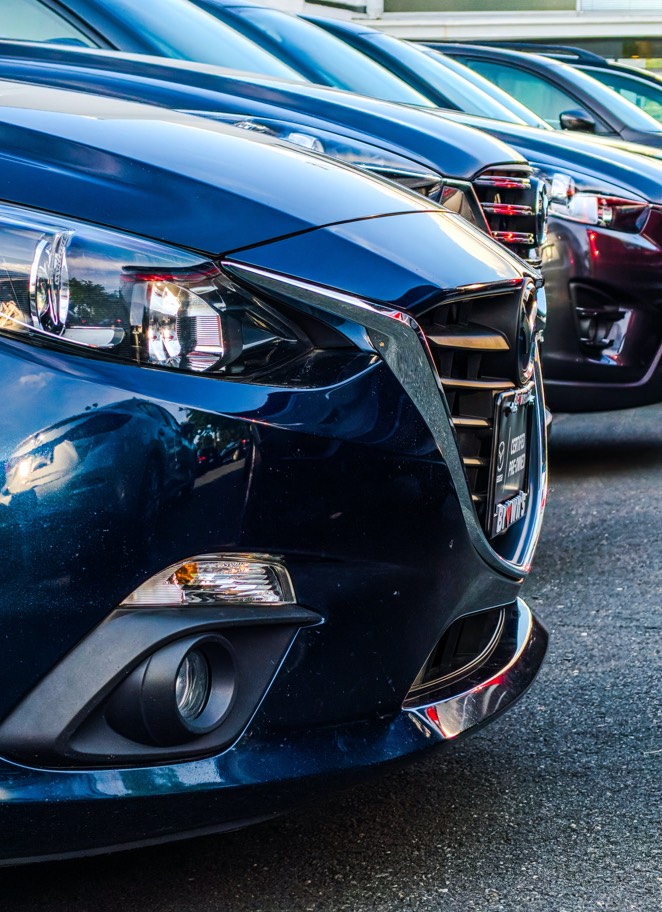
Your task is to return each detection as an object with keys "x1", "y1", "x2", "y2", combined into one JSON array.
[{"x1": 488, "y1": 383, "x2": 535, "y2": 538}]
